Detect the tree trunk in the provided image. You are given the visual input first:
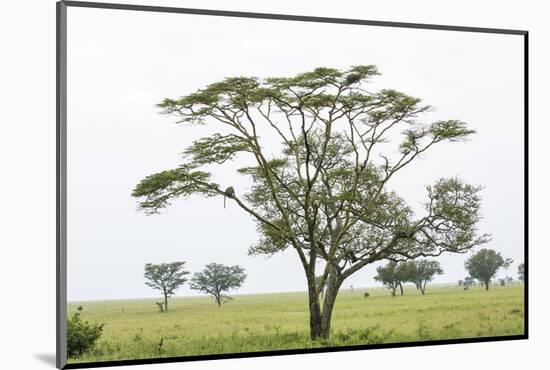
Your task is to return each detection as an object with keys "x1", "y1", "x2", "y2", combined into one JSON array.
[
  {"x1": 164, "y1": 291, "x2": 168, "y2": 312},
  {"x1": 319, "y1": 274, "x2": 342, "y2": 339},
  {"x1": 307, "y1": 277, "x2": 323, "y2": 340},
  {"x1": 399, "y1": 282, "x2": 404, "y2": 296},
  {"x1": 419, "y1": 280, "x2": 426, "y2": 295},
  {"x1": 485, "y1": 280, "x2": 490, "y2": 291}
]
